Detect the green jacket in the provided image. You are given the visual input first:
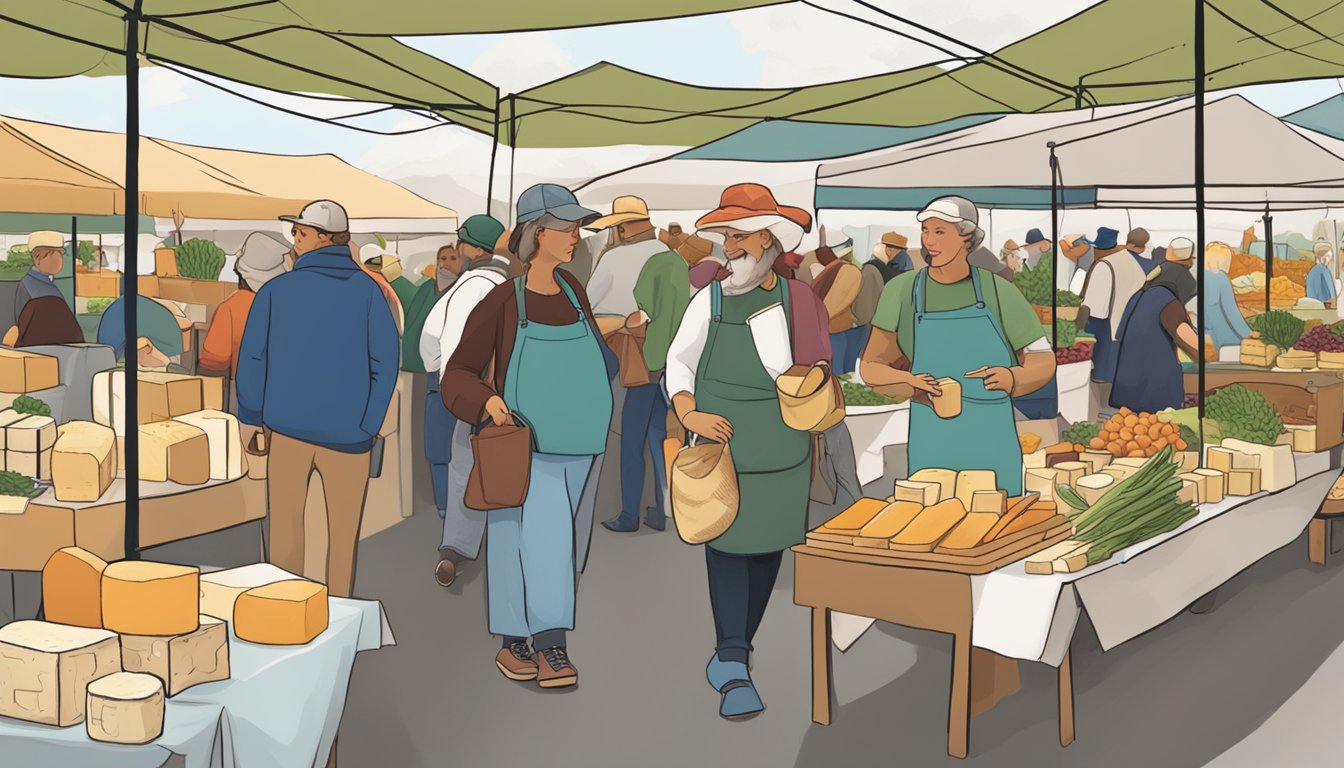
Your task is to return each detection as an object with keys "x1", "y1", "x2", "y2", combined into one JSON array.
[
  {"x1": 401, "y1": 279, "x2": 444, "y2": 373},
  {"x1": 390, "y1": 275, "x2": 420, "y2": 315},
  {"x1": 633, "y1": 250, "x2": 691, "y2": 372}
]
